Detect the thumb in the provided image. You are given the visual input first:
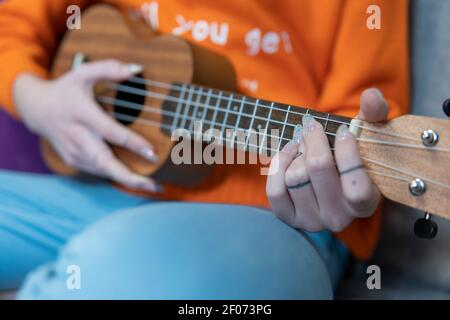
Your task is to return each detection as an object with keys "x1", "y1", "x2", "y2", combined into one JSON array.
[
  {"x1": 358, "y1": 88, "x2": 389, "y2": 123},
  {"x1": 76, "y1": 59, "x2": 143, "y2": 83}
]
